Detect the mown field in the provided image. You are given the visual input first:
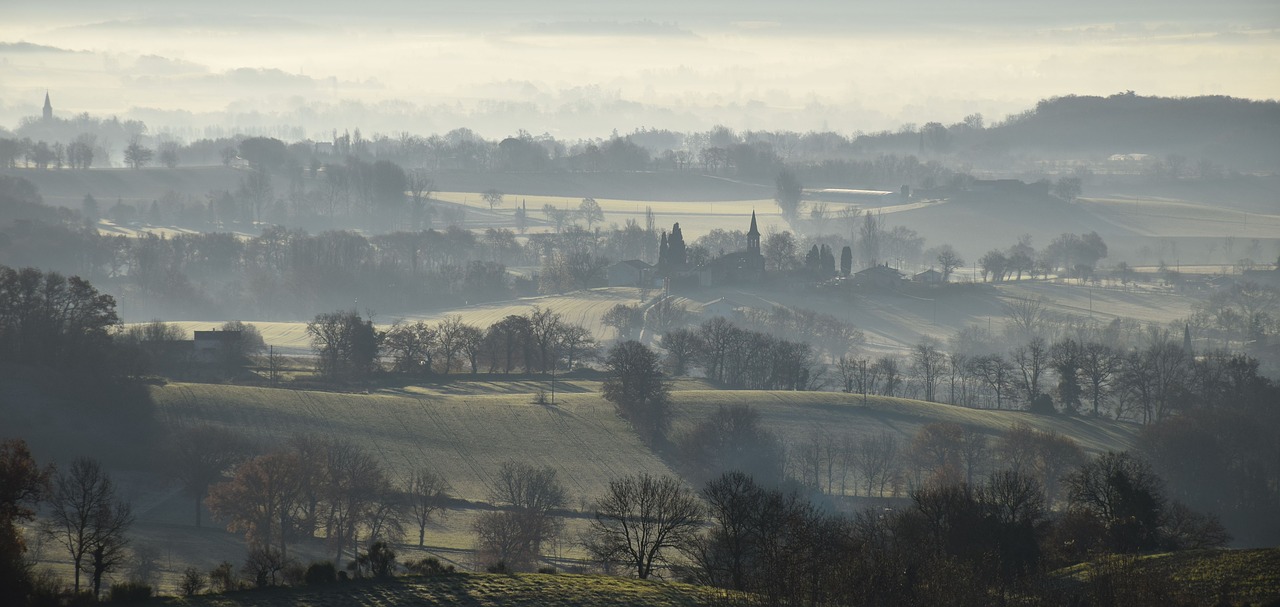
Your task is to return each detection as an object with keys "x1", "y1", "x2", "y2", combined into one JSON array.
[{"x1": 160, "y1": 573, "x2": 731, "y2": 607}]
